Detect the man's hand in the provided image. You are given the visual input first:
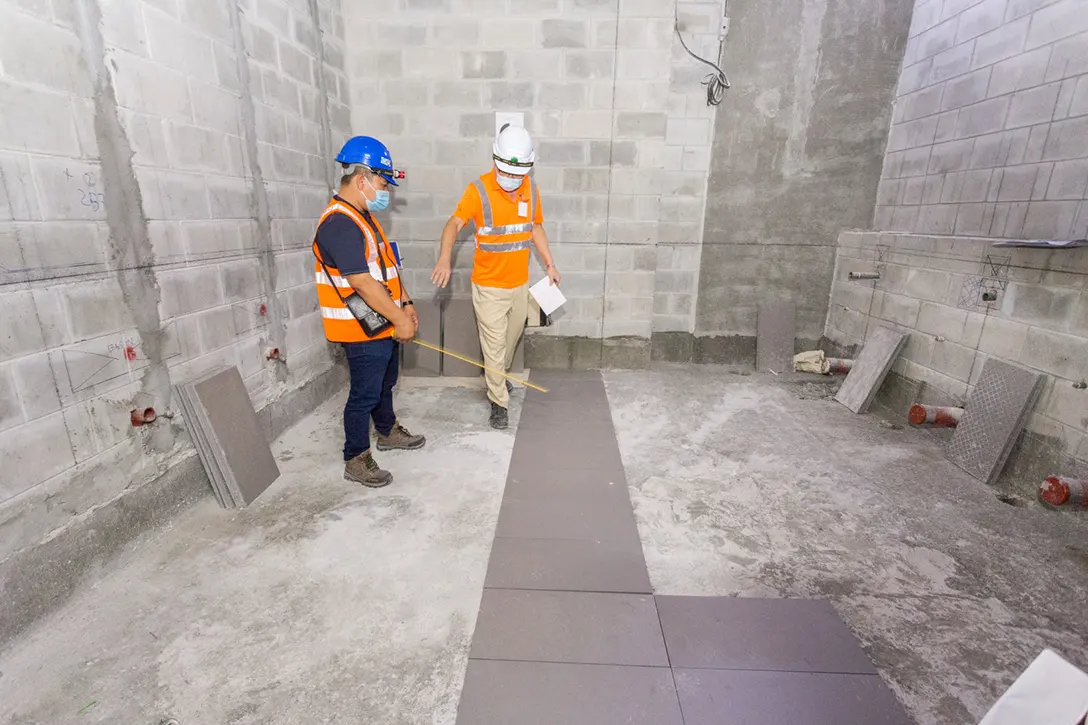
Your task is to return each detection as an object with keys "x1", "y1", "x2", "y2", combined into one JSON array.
[
  {"x1": 404, "y1": 303, "x2": 419, "y2": 331},
  {"x1": 431, "y1": 259, "x2": 452, "y2": 288},
  {"x1": 393, "y1": 311, "x2": 416, "y2": 343},
  {"x1": 546, "y1": 264, "x2": 561, "y2": 286}
]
